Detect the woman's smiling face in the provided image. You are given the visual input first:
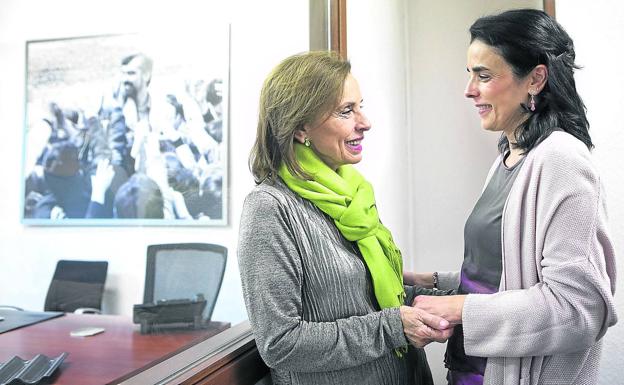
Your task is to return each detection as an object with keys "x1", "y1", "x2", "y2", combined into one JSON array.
[
  {"x1": 300, "y1": 73, "x2": 371, "y2": 170},
  {"x1": 464, "y1": 39, "x2": 531, "y2": 136}
]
